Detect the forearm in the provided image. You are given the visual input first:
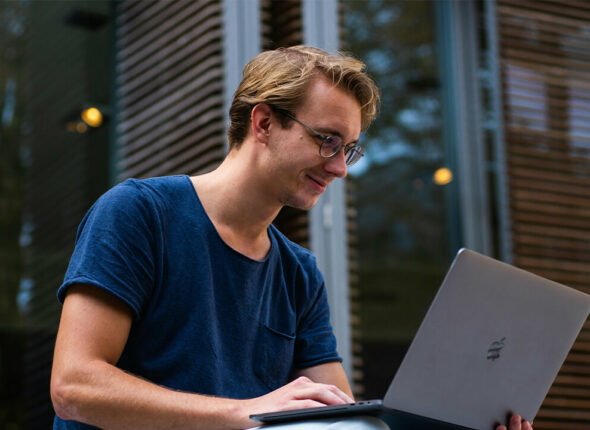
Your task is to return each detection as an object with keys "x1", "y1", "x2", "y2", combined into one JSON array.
[
  {"x1": 51, "y1": 360, "x2": 249, "y2": 430},
  {"x1": 52, "y1": 286, "x2": 354, "y2": 429}
]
